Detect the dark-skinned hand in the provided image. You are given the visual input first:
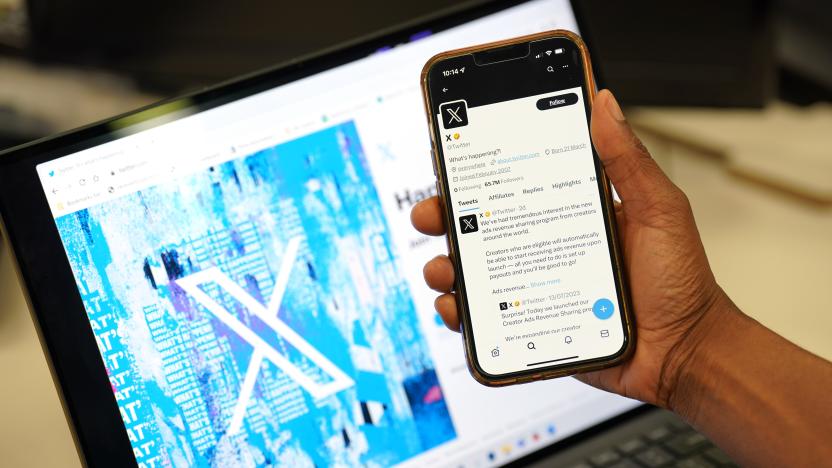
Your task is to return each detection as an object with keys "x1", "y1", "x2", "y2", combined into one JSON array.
[{"x1": 410, "y1": 89, "x2": 731, "y2": 408}]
